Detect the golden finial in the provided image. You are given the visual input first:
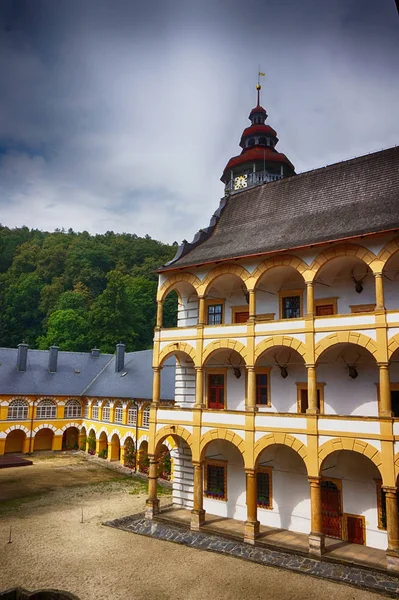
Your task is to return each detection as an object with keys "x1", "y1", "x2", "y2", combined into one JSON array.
[{"x1": 257, "y1": 70, "x2": 265, "y2": 105}]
